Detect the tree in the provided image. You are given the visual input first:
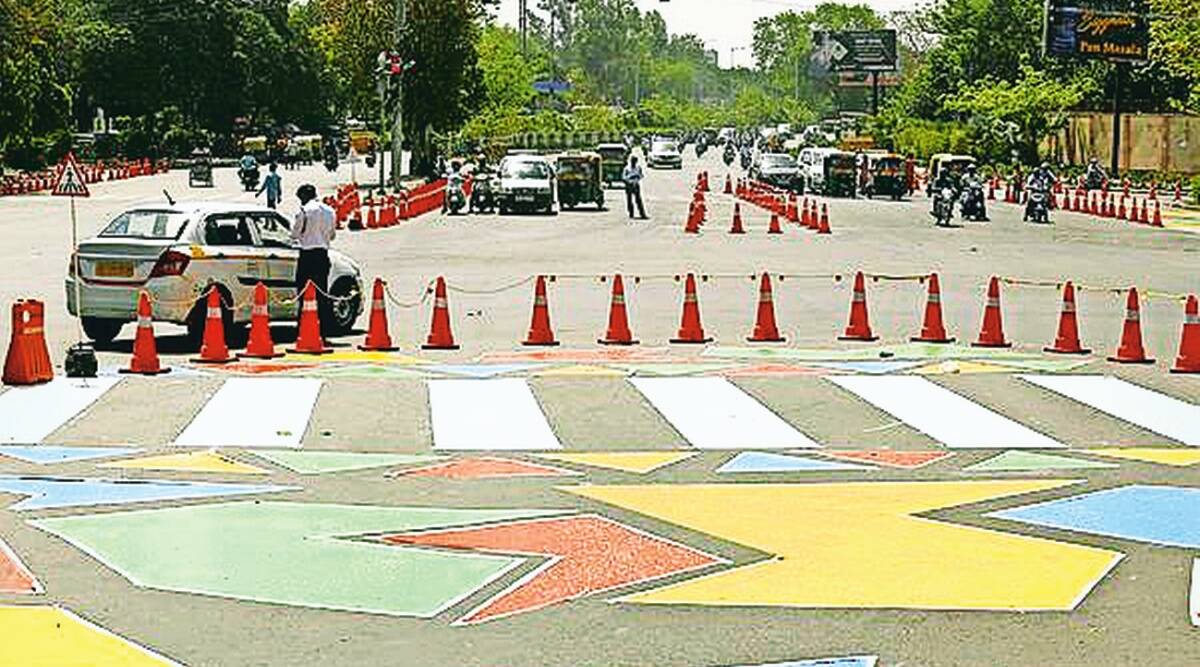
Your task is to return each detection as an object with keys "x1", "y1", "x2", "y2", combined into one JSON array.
[{"x1": 1148, "y1": 0, "x2": 1200, "y2": 108}]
